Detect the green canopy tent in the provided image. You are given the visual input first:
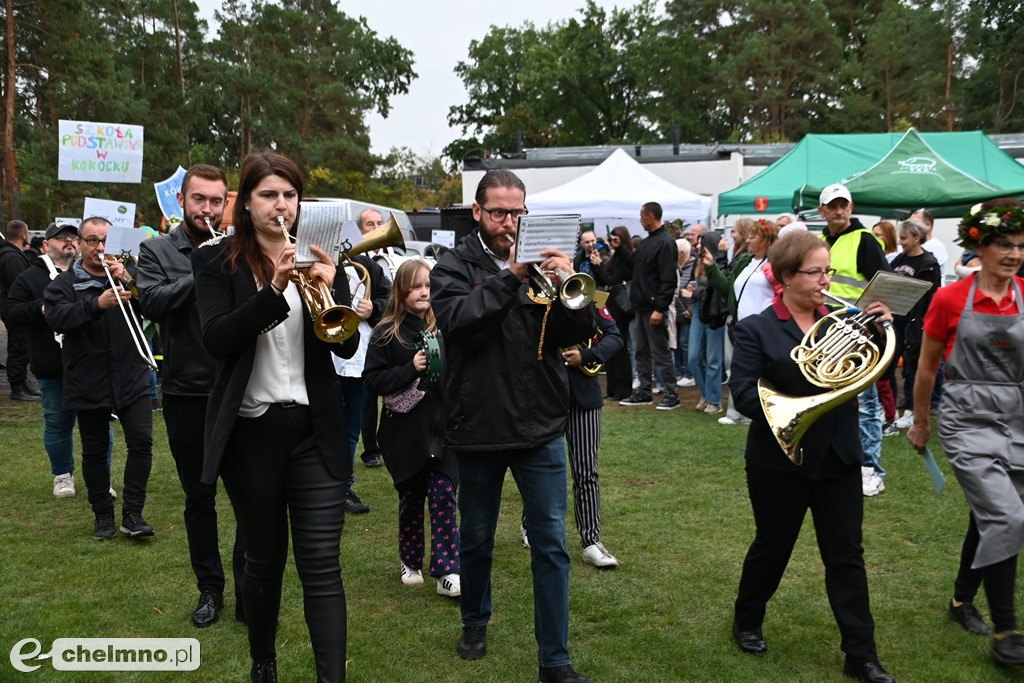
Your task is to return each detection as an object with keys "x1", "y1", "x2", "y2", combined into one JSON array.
[
  {"x1": 717, "y1": 130, "x2": 1024, "y2": 217},
  {"x1": 793, "y1": 129, "x2": 1024, "y2": 217}
]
